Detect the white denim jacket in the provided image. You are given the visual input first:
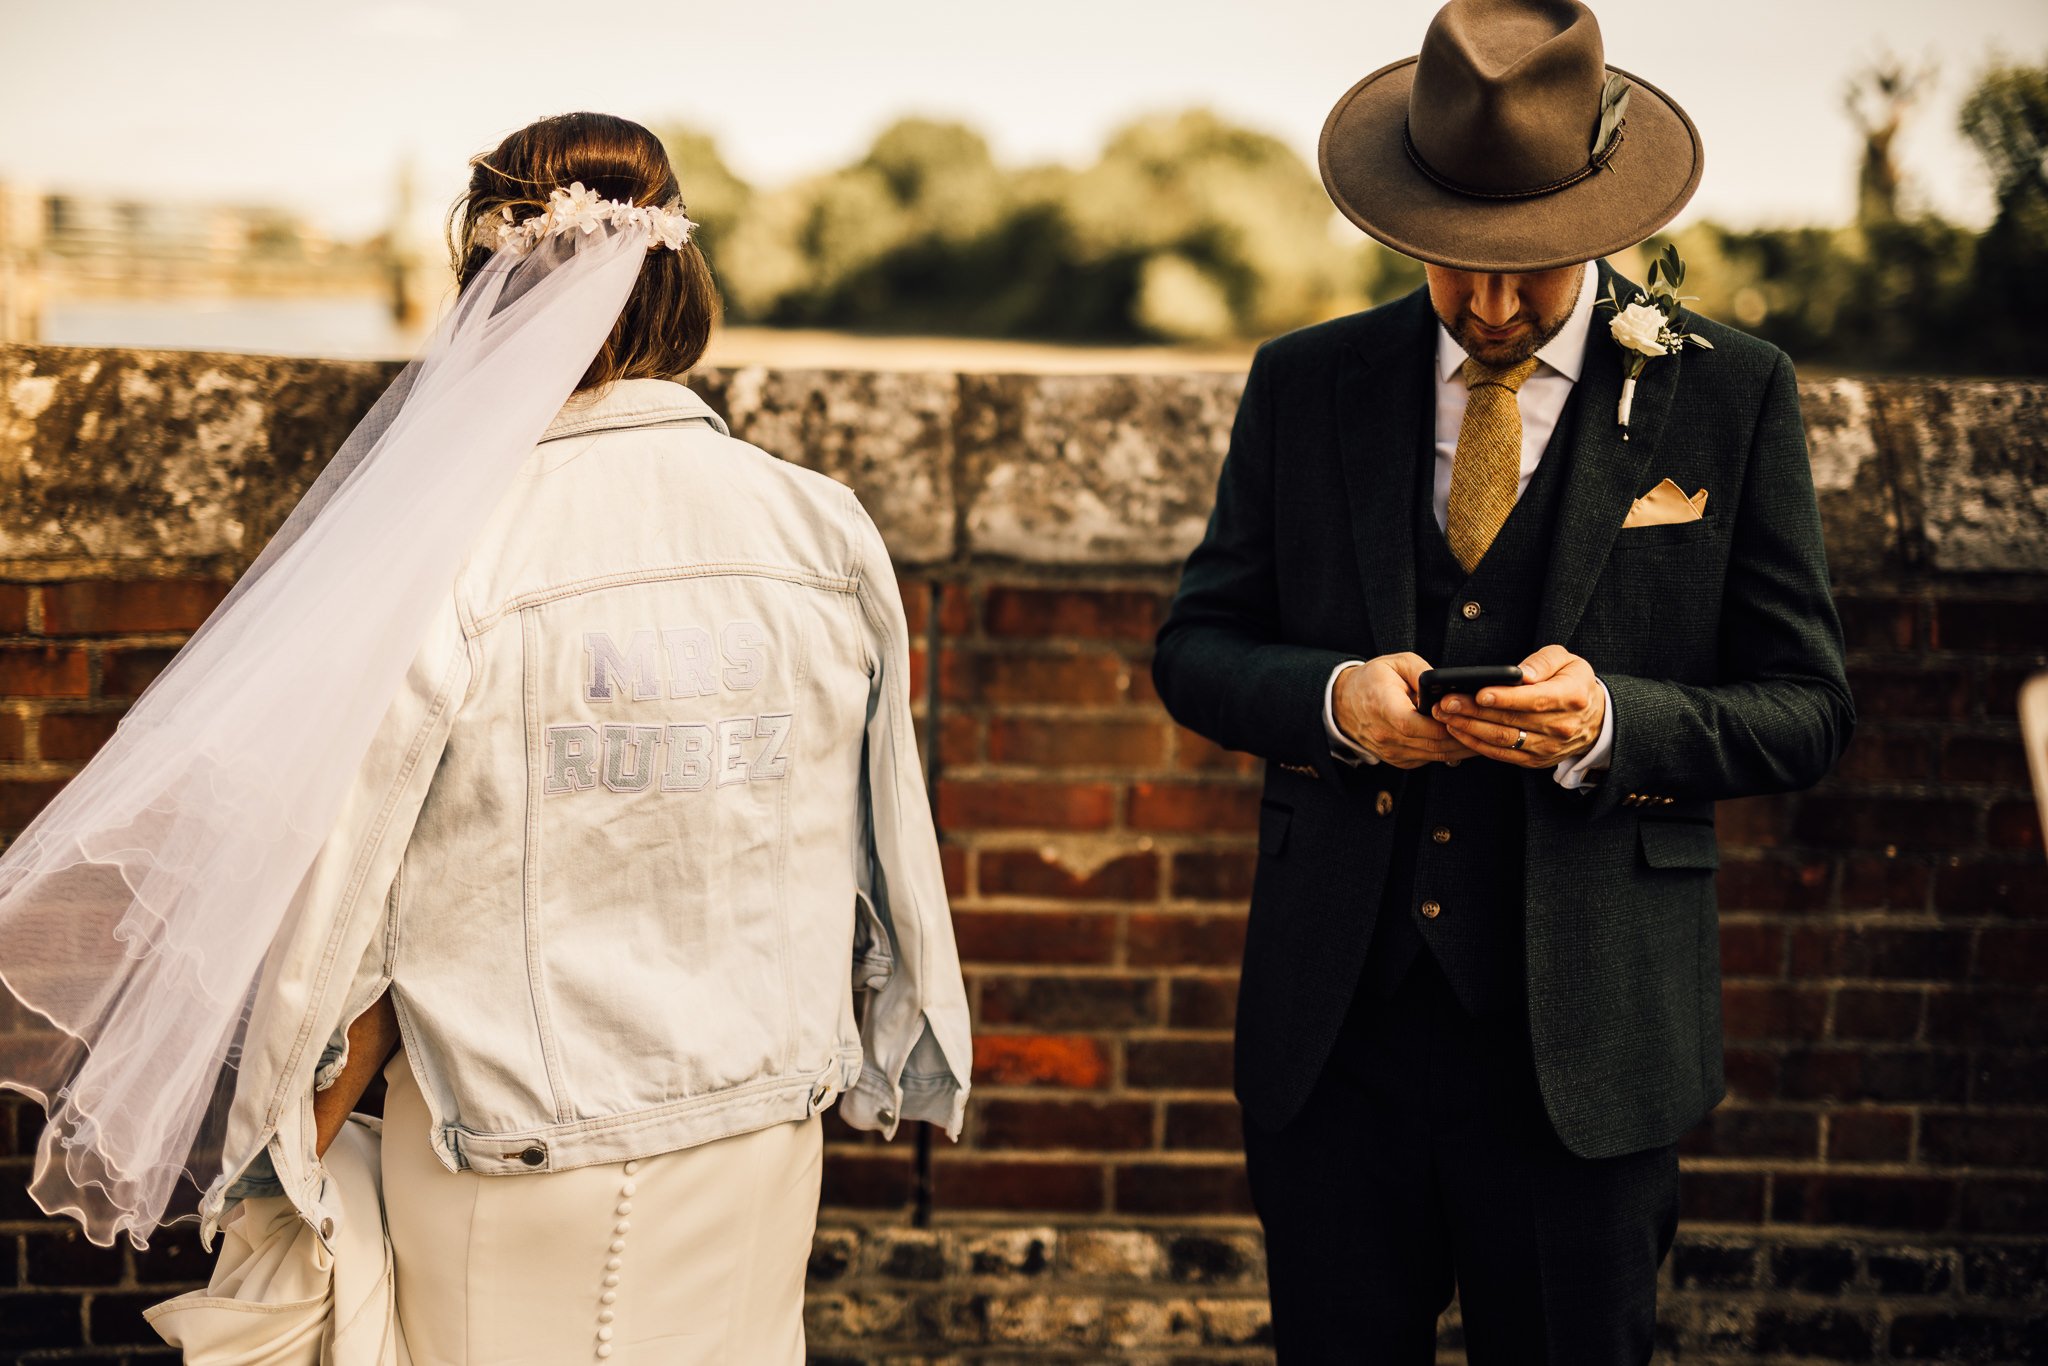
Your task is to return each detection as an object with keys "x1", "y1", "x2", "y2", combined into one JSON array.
[{"x1": 199, "y1": 378, "x2": 971, "y2": 1246}]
